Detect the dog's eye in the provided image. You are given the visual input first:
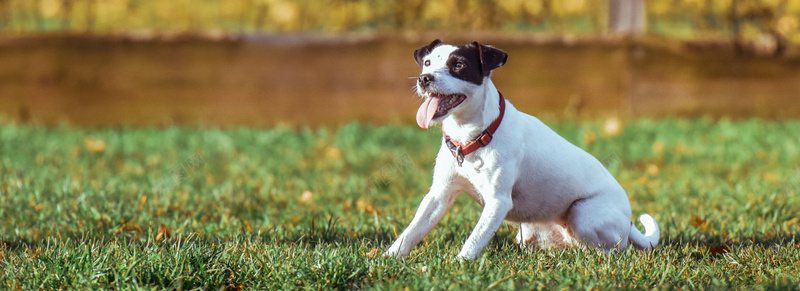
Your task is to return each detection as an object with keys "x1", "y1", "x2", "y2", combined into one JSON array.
[
  {"x1": 424, "y1": 60, "x2": 430, "y2": 67},
  {"x1": 455, "y1": 62, "x2": 465, "y2": 69}
]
